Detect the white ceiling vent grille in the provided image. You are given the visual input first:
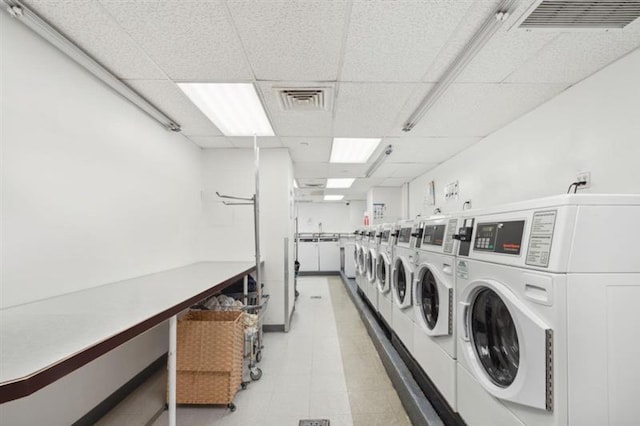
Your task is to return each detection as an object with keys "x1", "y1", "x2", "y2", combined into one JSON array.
[
  {"x1": 298, "y1": 178, "x2": 326, "y2": 189},
  {"x1": 276, "y1": 88, "x2": 332, "y2": 112},
  {"x1": 520, "y1": 0, "x2": 640, "y2": 29}
]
